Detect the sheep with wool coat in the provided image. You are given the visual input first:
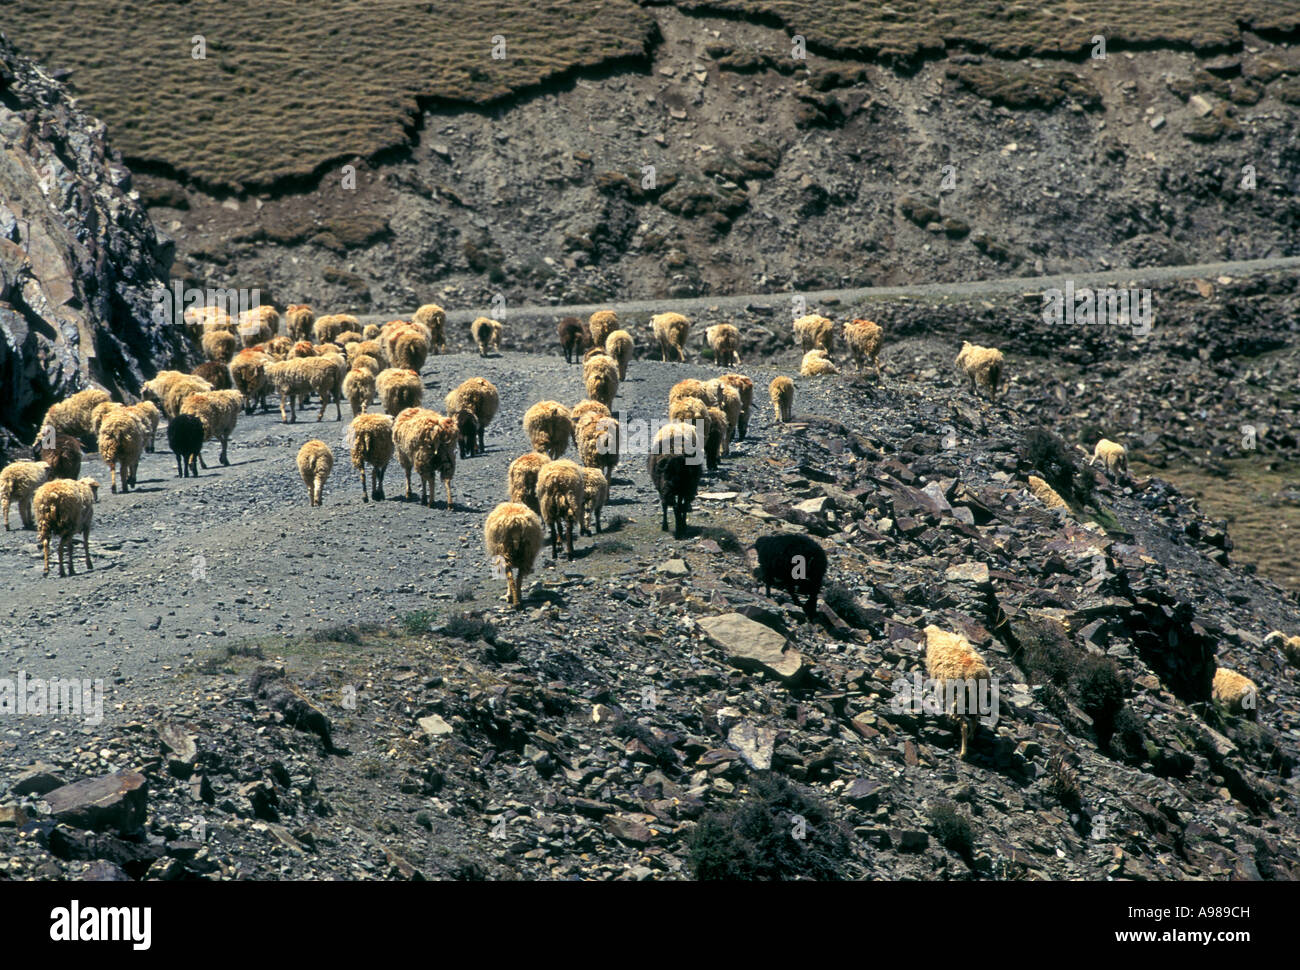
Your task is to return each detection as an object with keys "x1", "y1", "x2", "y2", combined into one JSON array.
[
  {"x1": 297, "y1": 440, "x2": 334, "y2": 506},
  {"x1": 753, "y1": 533, "x2": 827, "y2": 620},
  {"x1": 349, "y1": 413, "x2": 394, "y2": 502},
  {"x1": 484, "y1": 502, "x2": 544, "y2": 608},
  {"x1": 34, "y1": 476, "x2": 100, "y2": 577},
  {"x1": 1, "y1": 460, "x2": 50, "y2": 530}
]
